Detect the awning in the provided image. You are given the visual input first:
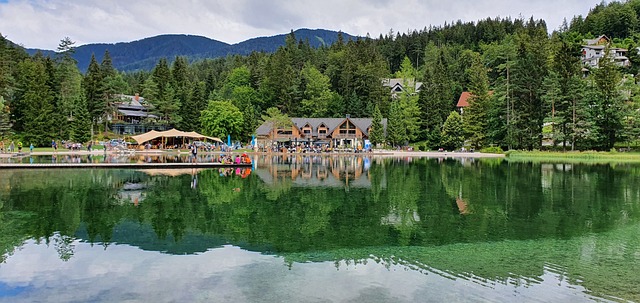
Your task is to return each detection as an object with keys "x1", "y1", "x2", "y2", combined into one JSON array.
[{"x1": 131, "y1": 129, "x2": 223, "y2": 144}]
